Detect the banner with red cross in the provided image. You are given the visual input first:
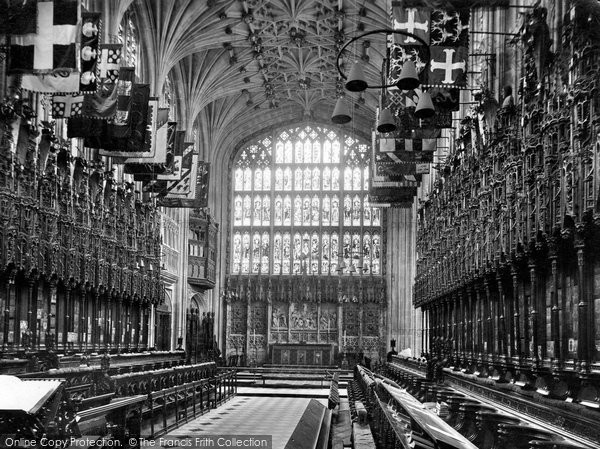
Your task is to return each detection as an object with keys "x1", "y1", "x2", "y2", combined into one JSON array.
[
  {"x1": 9, "y1": 0, "x2": 79, "y2": 74},
  {"x1": 391, "y1": 1, "x2": 469, "y2": 88},
  {"x1": 97, "y1": 44, "x2": 123, "y2": 94}
]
